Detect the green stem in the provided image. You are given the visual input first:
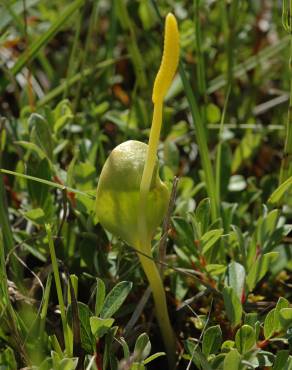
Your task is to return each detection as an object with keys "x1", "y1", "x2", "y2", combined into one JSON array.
[
  {"x1": 45, "y1": 224, "x2": 70, "y2": 355},
  {"x1": 0, "y1": 176, "x2": 14, "y2": 256},
  {"x1": 72, "y1": 1, "x2": 98, "y2": 113},
  {"x1": 138, "y1": 101, "x2": 175, "y2": 367},
  {"x1": 63, "y1": 8, "x2": 82, "y2": 99},
  {"x1": 137, "y1": 240, "x2": 176, "y2": 369},
  {"x1": 0, "y1": 231, "x2": 30, "y2": 365},
  {"x1": 226, "y1": 0, "x2": 239, "y2": 91},
  {"x1": 39, "y1": 273, "x2": 52, "y2": 340},
  {"x1": 215, "y1": 86, "x2": 231, "y2": 208},
  {"x1": 179, "y1": 62, "x2": 219, "y2": 221},
  {"x1": 0, "y1": 168, "x2": 95, "y2": 200},
  {"x1": 116, "y1": 0, "x2": 147, "y2": 89},
  {"x1": 194, "y1": 0, "x2": 207, "y2": 125},
  {"x1": 140, "y1": 102, "x2": 163, "y2": 196},
  {"x1": 136, "y1": 14, "x2": 179, "y2": 367},
  {"x1": 280, "y1": 1, "x2": 292, "y2": 183},
  {"x1": 0, "y1": 122, "x2": 22, "y2": 282}
]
